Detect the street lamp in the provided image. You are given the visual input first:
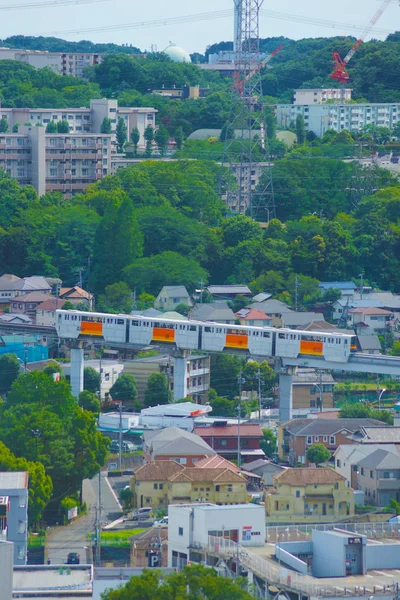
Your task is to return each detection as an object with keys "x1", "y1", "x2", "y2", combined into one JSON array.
[
  {"x1": 378, "y1": 388, "x2": 387, "y2": 410},
  {"x1": 31, "y1": 428, "x2": 41, "y2": 460}
]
